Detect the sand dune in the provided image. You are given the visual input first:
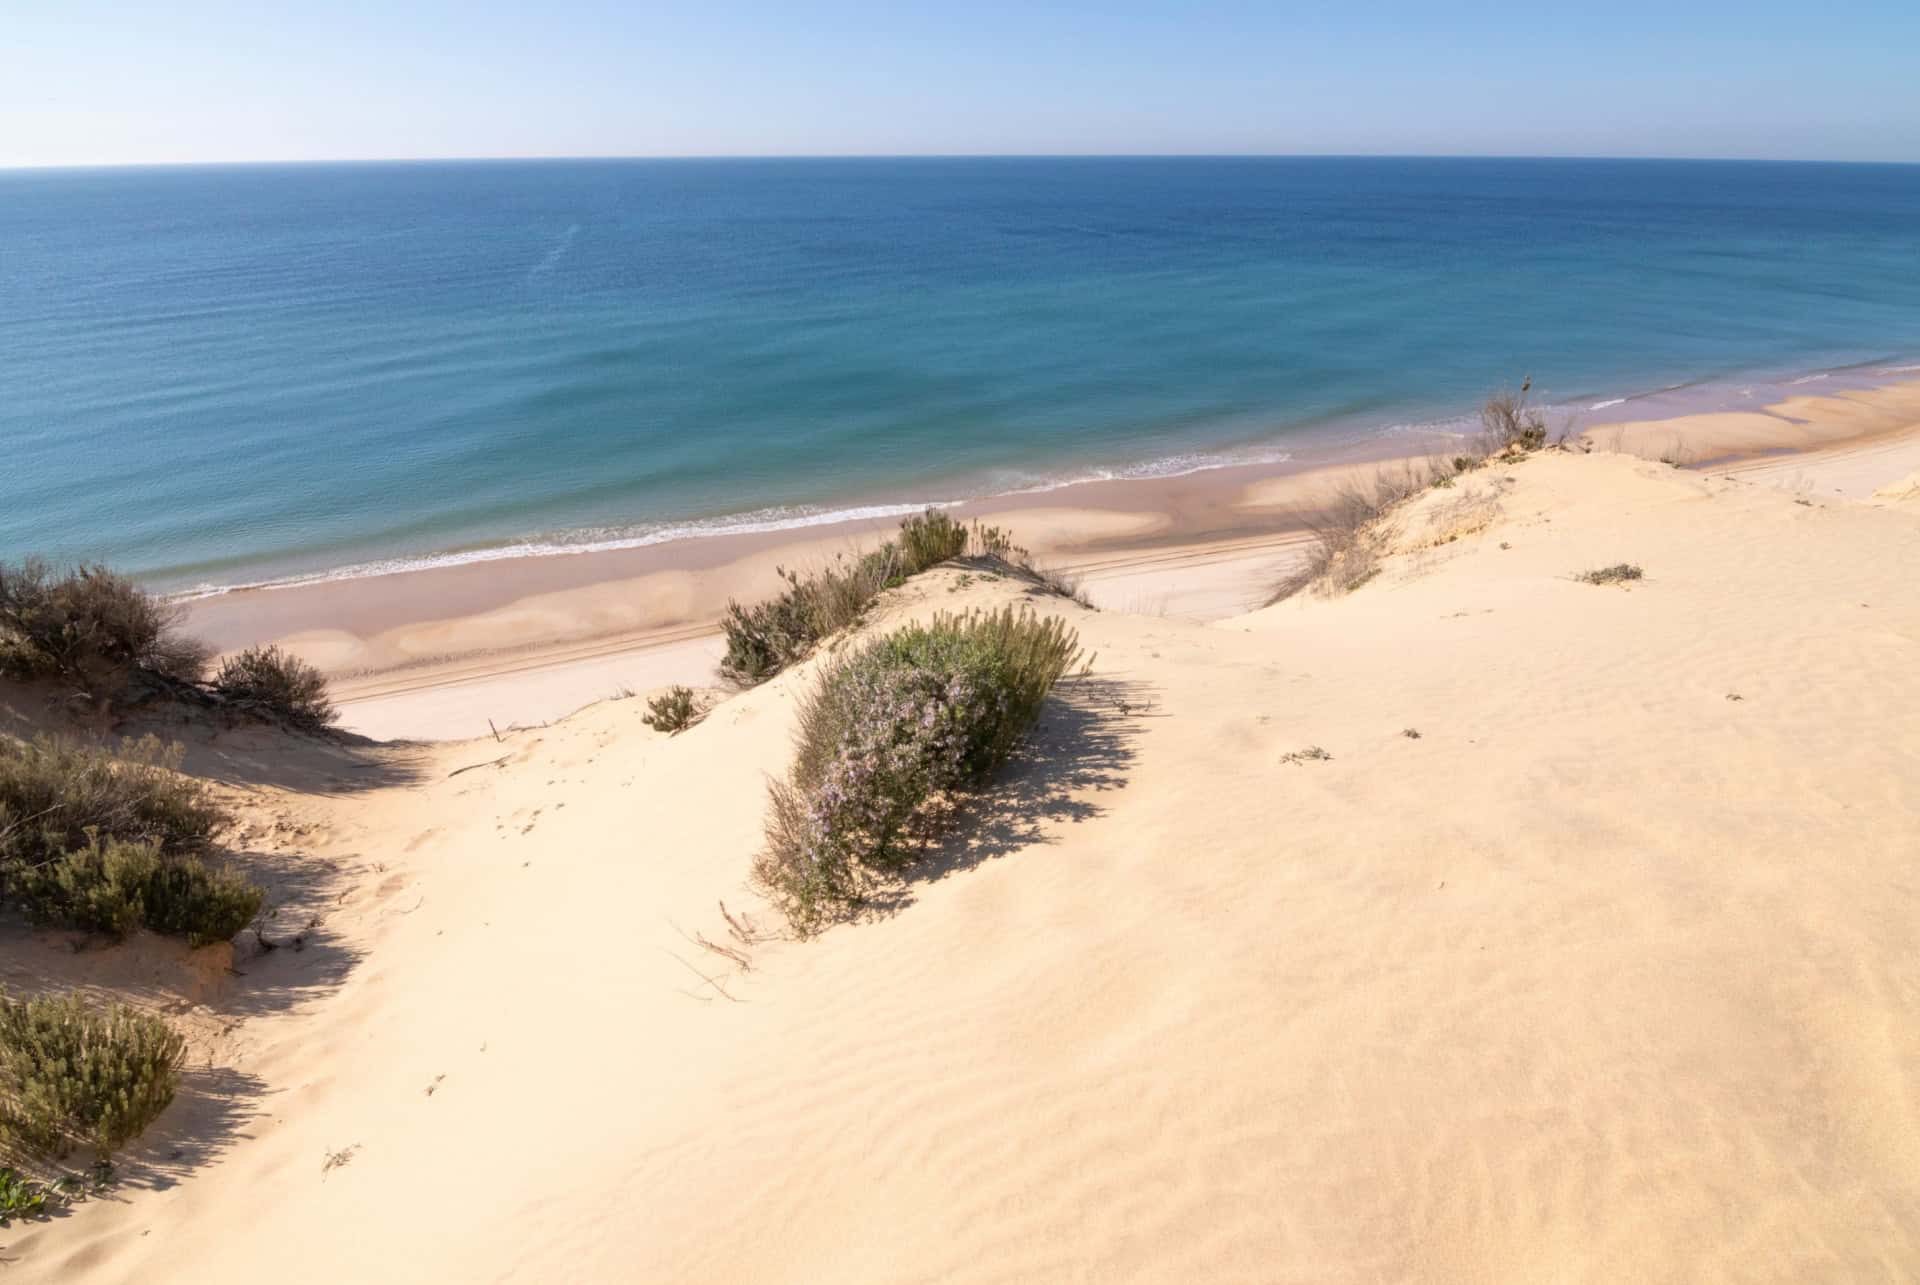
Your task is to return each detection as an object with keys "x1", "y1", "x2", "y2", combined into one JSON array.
[{"x1": 9, "y1": 442, "x2": 1919, "y2": 1282}]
